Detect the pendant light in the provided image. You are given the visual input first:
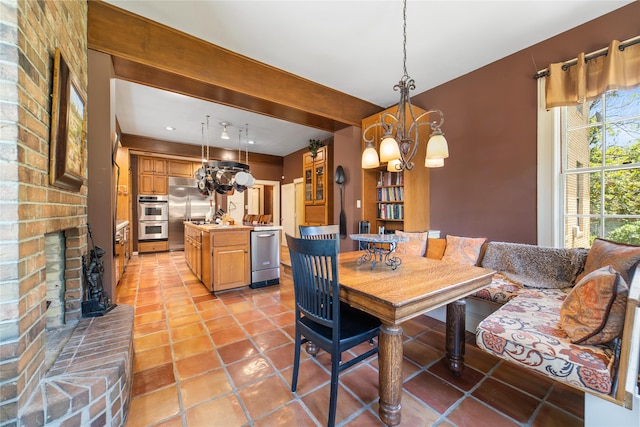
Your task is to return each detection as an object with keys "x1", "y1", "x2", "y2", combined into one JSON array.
[{"x1": 361, "y1": 0, "x2": 449, "y2": 171}]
